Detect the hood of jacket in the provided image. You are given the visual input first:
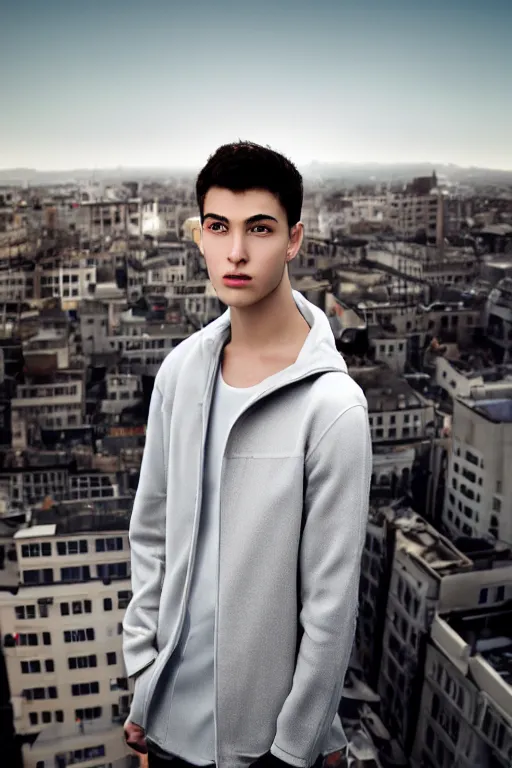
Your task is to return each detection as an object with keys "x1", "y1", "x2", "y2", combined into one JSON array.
[{"x1": 200, "y1": 290, "x2": 348, "y2": 386}]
